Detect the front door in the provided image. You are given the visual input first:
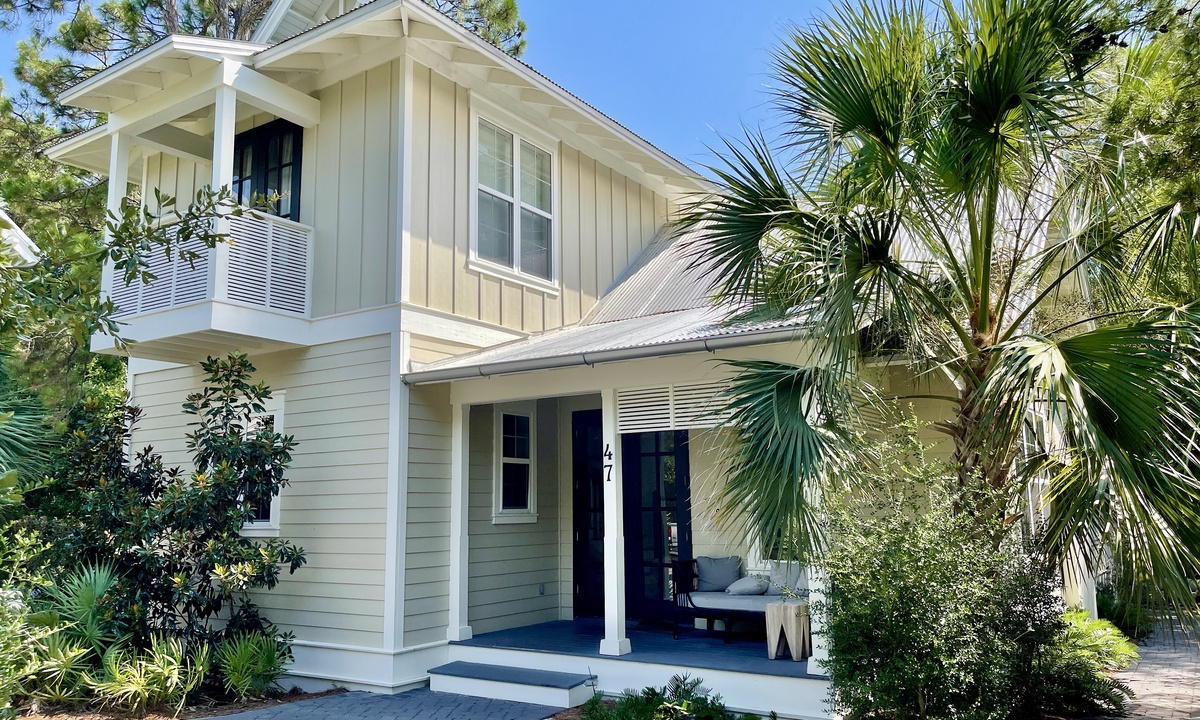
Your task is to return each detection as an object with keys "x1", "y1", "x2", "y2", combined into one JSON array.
[
  {"x1": 572, "y1": 410, "x2": 605, "y2": 617},
  {"x1": 622, "y1": 430, "x2": 693, "y2": 622}
]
